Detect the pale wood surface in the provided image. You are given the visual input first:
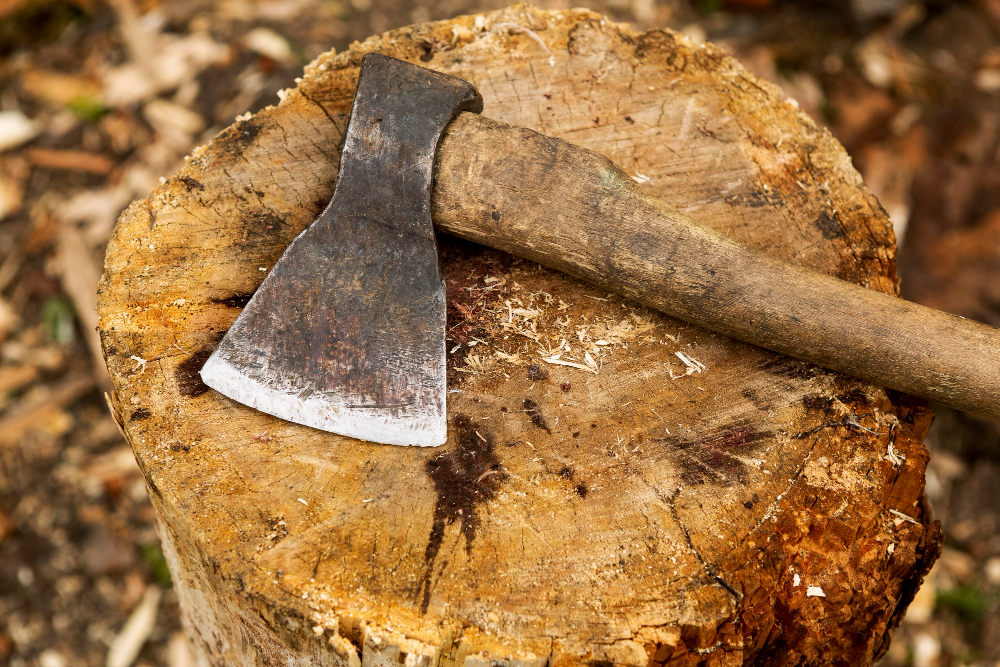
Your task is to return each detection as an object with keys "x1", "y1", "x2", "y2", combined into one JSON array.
[{"x1": 98, "y1": 5, "x2": 939, "y2": 666}]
